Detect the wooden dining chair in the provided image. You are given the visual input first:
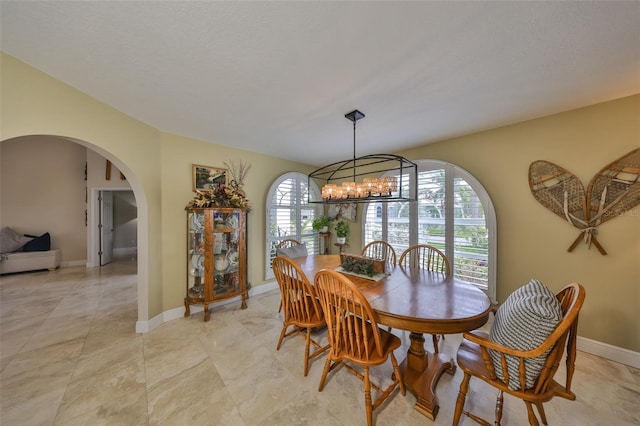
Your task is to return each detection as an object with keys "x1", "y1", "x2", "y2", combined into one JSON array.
[
  {"x1": 361, "y1": 240, "x2": 397, "y2": 266},
  {"x1": 272, "y1": 256, "x2": 330, "y2": 376},
  {"x1": 398, "y1": 244, "x2": 451, "y2": 275},
  {"x1": 453, "y1": 282, "x2": 586, "y2": 426},
  {"x1": 314, "y1": 269, "x2": 405, "y2": 426},
  {"x1": 275, "y1": 239, "x2": 304, "y2": 312},
  {"x1": 398, "y1": 244, "x2": 451, "y2": 352}
]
